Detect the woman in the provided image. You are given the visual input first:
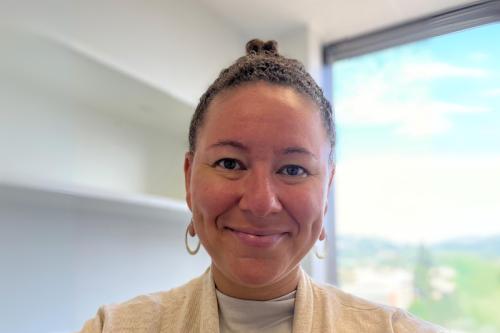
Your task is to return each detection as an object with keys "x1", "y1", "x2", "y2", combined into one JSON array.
[{"x1": 80, "y1": 39, "x2": 443, "y2": 333}]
